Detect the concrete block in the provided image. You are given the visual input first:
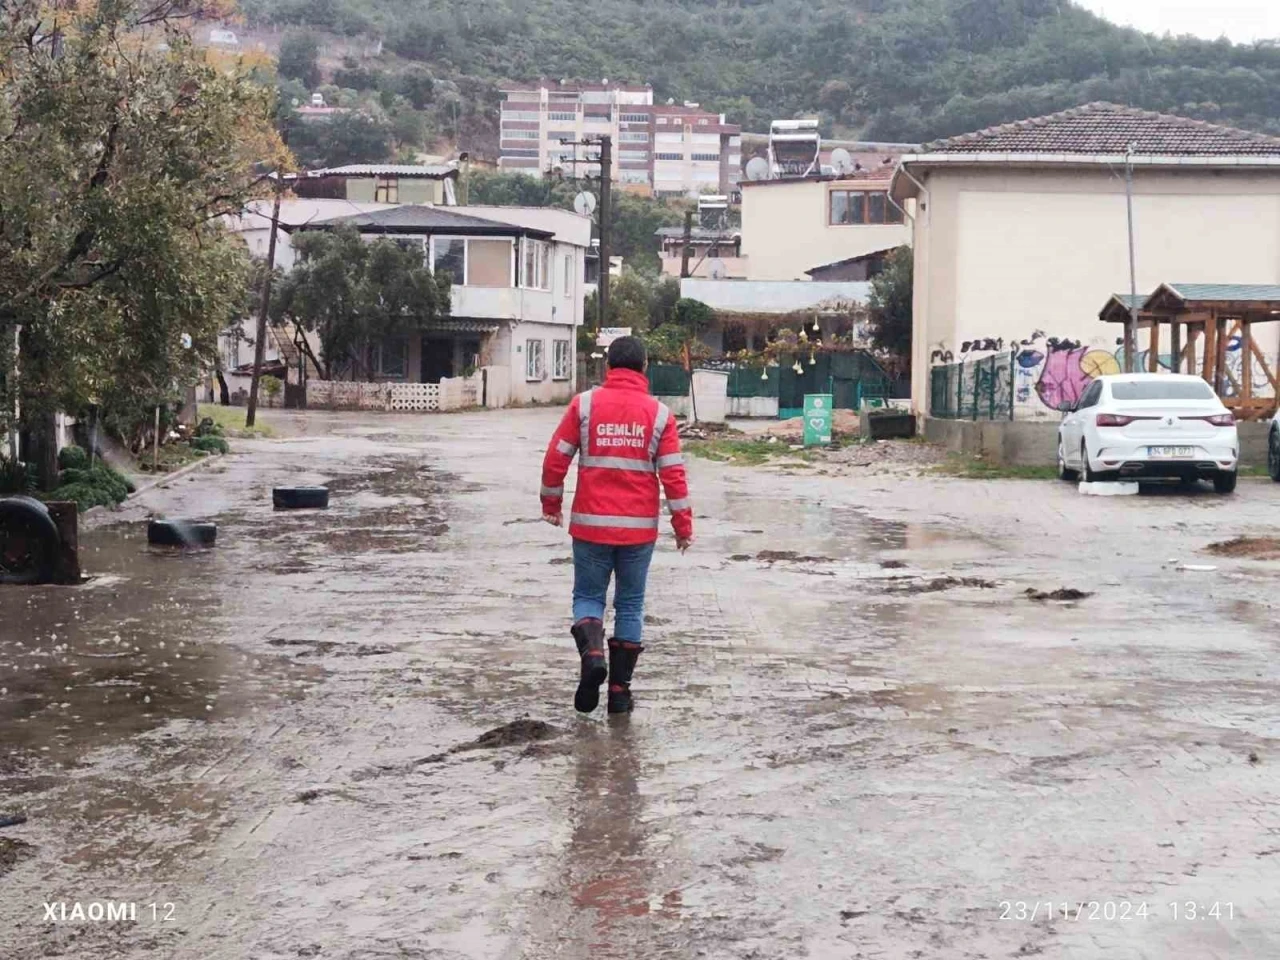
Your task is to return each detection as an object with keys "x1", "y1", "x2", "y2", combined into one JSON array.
[{"x1": 1078, "y1": 481, "x2": 1139, "y2": 496}]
